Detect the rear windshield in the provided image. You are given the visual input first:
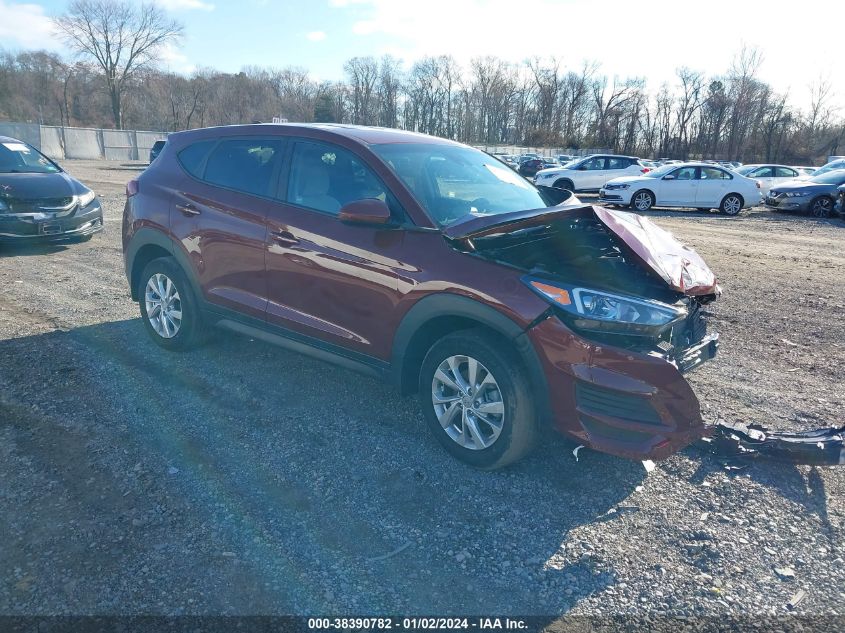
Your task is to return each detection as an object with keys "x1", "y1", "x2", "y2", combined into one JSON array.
[
  {"x1": 372, "y1": 143, "x2": 547, "y2": 226},
  {"x1": 0, "y1": 141, "x2": 61, "y2": 174}
]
